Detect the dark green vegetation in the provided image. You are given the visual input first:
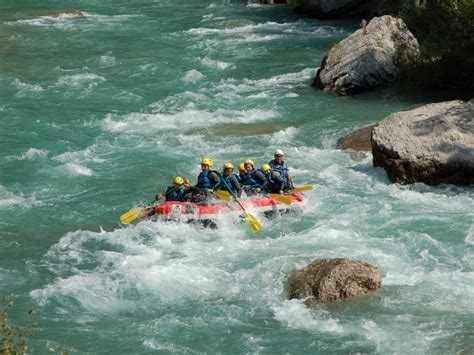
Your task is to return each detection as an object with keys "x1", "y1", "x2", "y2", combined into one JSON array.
[
  {"x1": 400, "y1": 0, "x2": 474, "y2": 92},
  {"x1": 0, "y1": 297, "x2": 35, "y2": 354}
]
